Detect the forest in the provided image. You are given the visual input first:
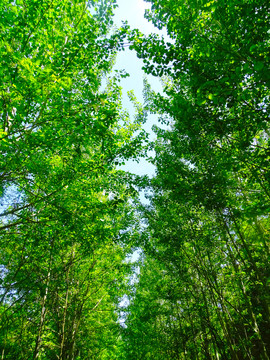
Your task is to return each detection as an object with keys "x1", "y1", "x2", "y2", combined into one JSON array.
[{"x1": 0, "y1": 0, "x2": 269, "y2": 359}]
